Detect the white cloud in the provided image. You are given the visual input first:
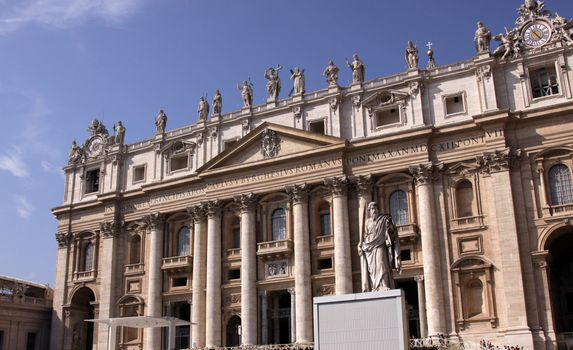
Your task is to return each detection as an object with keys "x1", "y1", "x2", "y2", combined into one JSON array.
[
  {"x1": 13, "y1": 195, "x2": 35, "y2": 219},
  {"x1": 0, "y1": 0, "x2": 141, "y2": 35},
  {"x1": 41, "y1": 160, "x2": 64, "y2": 177},
  {"x1": 0, "y1": 146, "x2": 29, "y2": 178}
]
